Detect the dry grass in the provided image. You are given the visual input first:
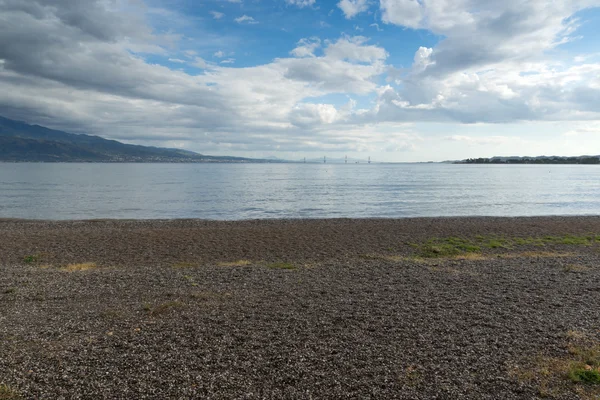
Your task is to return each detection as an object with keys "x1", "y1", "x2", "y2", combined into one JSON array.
[
  {"x1": 217, "y1": 260, "x2": 252, "y2": 267},
  {"x1": 453, "y1": 253, "x2": 488, "y2": 261},
  {"x1": 563, "y1": 264, "x2": 592, "y2": 272},
  {"x1": 266, "y1": 262, "x2": 296, "y2": 270},
  {"x1": 0, "y1": 384, "x2": 21, "y2": 400},
  {"x1": 499, "y1": 251, "x2": 575, "y2": 259},
  {"x1": 61, "y1": 262, "x2": 97, "y2": 272},
  {"x1": 511, "y1": 330, "x2": 600, "y2": 399}
]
